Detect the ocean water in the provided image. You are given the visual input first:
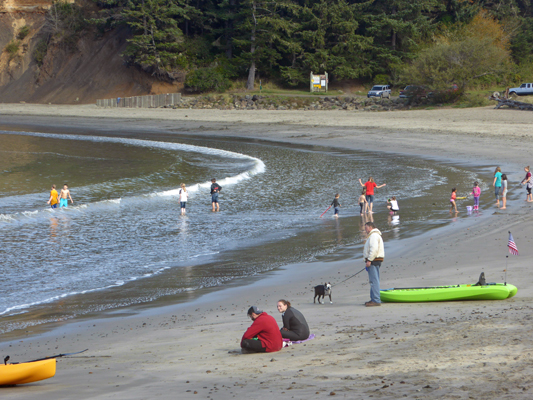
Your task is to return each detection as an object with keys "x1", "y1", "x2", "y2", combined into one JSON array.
[{"x1": 0, "y1": 129, "x2": 488, "y2": 334}]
